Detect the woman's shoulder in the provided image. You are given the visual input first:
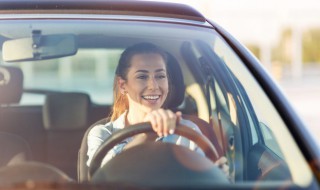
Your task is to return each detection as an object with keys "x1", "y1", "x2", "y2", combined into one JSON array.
[{"x1": 88, "y1": 121, "x2": 113, "y2": 138}]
